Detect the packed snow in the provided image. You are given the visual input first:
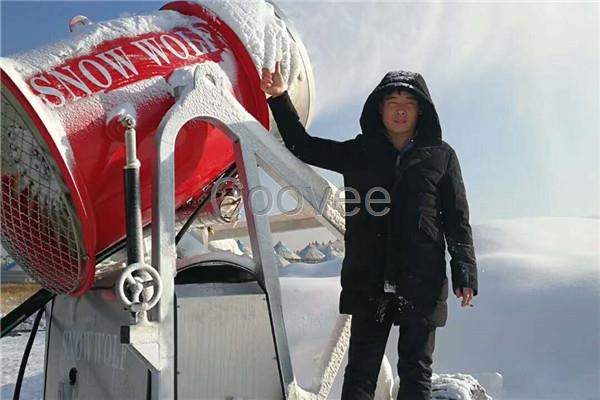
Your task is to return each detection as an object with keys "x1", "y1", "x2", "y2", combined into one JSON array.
[
  {"x1": 3, "y1": 0, "x2": 303, "y2": 83},
  {"x1": 2, "y1": 217, "x2": 598, "y2": 399},
  {"x1": 196, "y1": 0, "x2": 303, "y2": 87},
  {"x1": 279, "y1": 258, "x2": 341, "y2": 278},
  {"x1": 2, "y1": 0, "x2": 303, "y2": 103},
  {"x1": 2, "y1": 11, "x2": 200, "y2": 78},
  {"x1": 0, "y1": 0, "x2": 305, "y2": 177},
  {"x1": 1, "y1": 330, "x2": 46, "y2": 400}
]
